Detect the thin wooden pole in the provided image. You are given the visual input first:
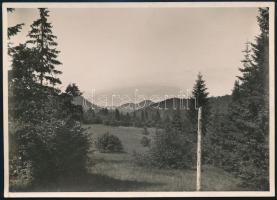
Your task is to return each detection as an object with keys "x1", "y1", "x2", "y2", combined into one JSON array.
[{"x1": 196, "y1": 106, "x2": 202, "y2": 191}]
